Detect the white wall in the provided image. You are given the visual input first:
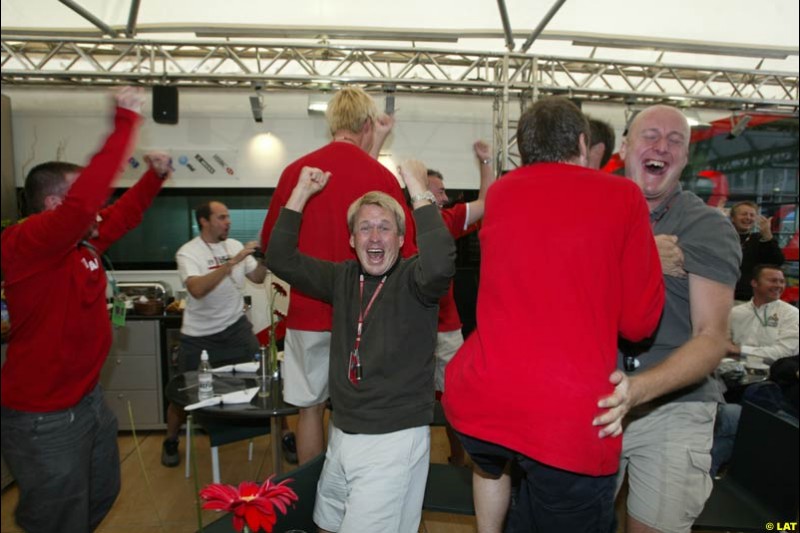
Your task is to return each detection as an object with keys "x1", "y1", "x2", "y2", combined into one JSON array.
[
  {"x1": 3, "y1": 87, "x2": 731, "y2": 192},
  {"x1": 4, "y1": 88, "x2": 498, "y2": 190}
]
